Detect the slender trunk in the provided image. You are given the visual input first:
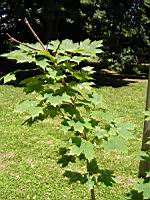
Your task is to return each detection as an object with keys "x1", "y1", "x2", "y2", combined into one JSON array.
[
  {"x1": 138, "y1": 65, "x2": 150, "y2": 179},
  {"x1": 90, "y1": 188, "x2": 96, "y2": 200},
  {"x1": 86, "y1": 160, "x2": 96, "y2": 200}
]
